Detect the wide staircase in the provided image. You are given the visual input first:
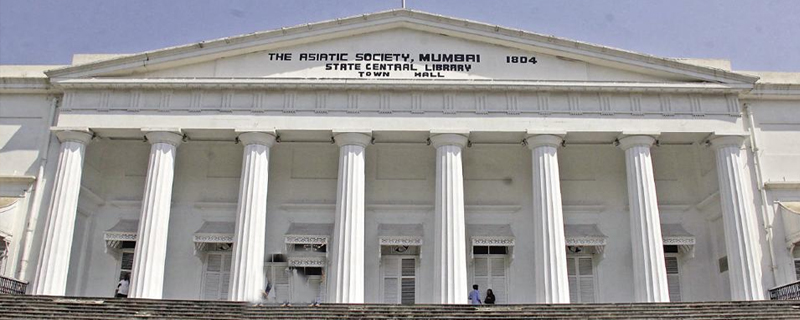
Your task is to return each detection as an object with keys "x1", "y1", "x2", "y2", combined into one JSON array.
[{"x1": 2, "y1": 295, "x2": 800, "y2": 319}]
